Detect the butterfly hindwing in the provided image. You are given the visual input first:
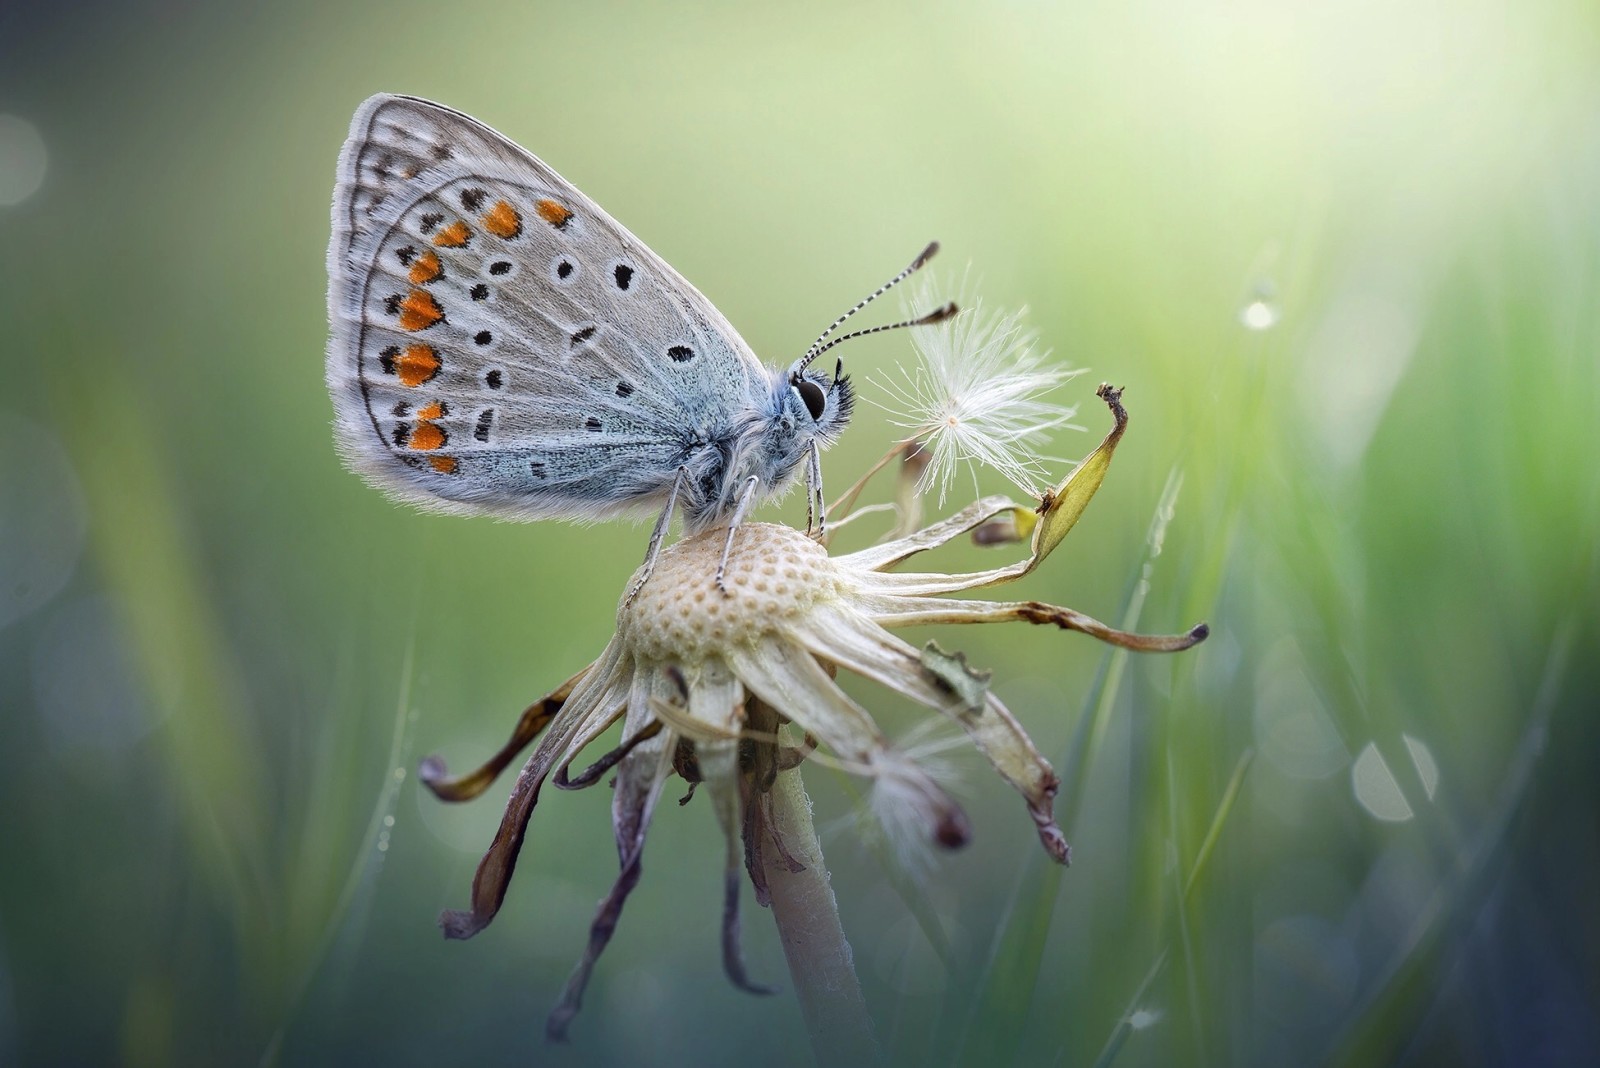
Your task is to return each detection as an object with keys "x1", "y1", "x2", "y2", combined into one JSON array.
[{"x1": 327, "y1": 94, "x2": 771, "y2": 521}]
